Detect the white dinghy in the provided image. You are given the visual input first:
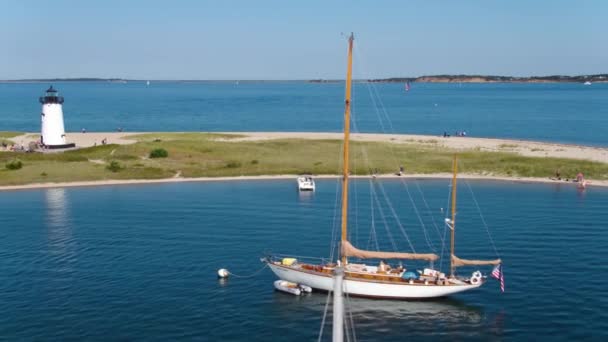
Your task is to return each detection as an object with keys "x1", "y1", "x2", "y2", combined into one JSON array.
[{"x1": 274, "y1": 280, "x2": 312, "y2": 296}]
